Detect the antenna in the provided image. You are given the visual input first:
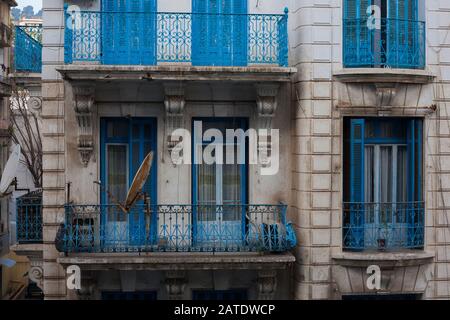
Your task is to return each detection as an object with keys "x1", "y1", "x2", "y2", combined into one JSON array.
[
  {"x1": 96, "y1": 151, "x2": 154, "y2": 213},
  {"x1": 0, "y1": 145, "x2": 21, "y2": 195},
  {"x1": 125, "y1": 151, "x2": 154, "y2": 211}
]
